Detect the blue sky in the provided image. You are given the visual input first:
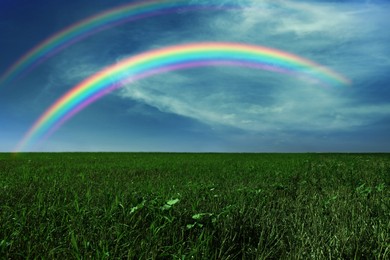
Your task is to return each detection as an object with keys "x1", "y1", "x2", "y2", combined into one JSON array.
[{"x1": 1, "y1": 0, "x2": 389, "y2": 152}]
